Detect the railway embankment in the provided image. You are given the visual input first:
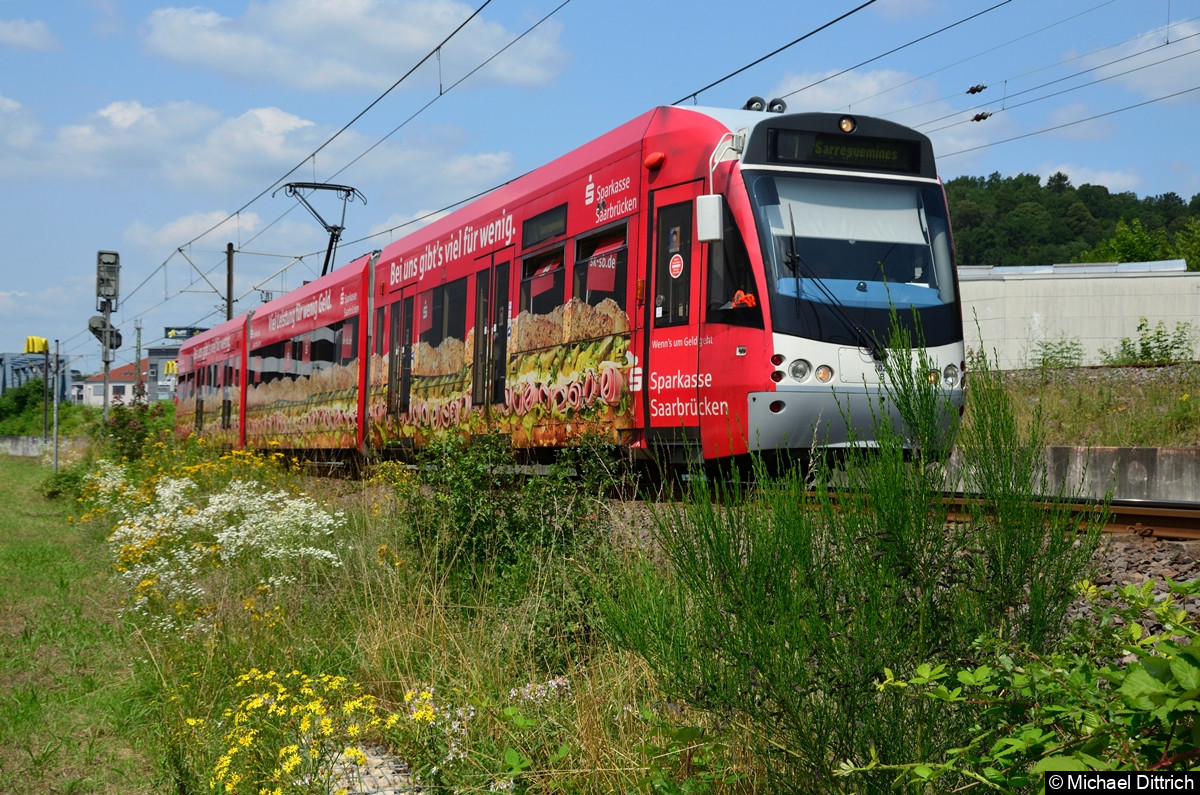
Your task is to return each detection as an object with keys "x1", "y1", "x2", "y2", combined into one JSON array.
[{"x1": 9, "y1": 435, "x2": 1200, "y2": 502}]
